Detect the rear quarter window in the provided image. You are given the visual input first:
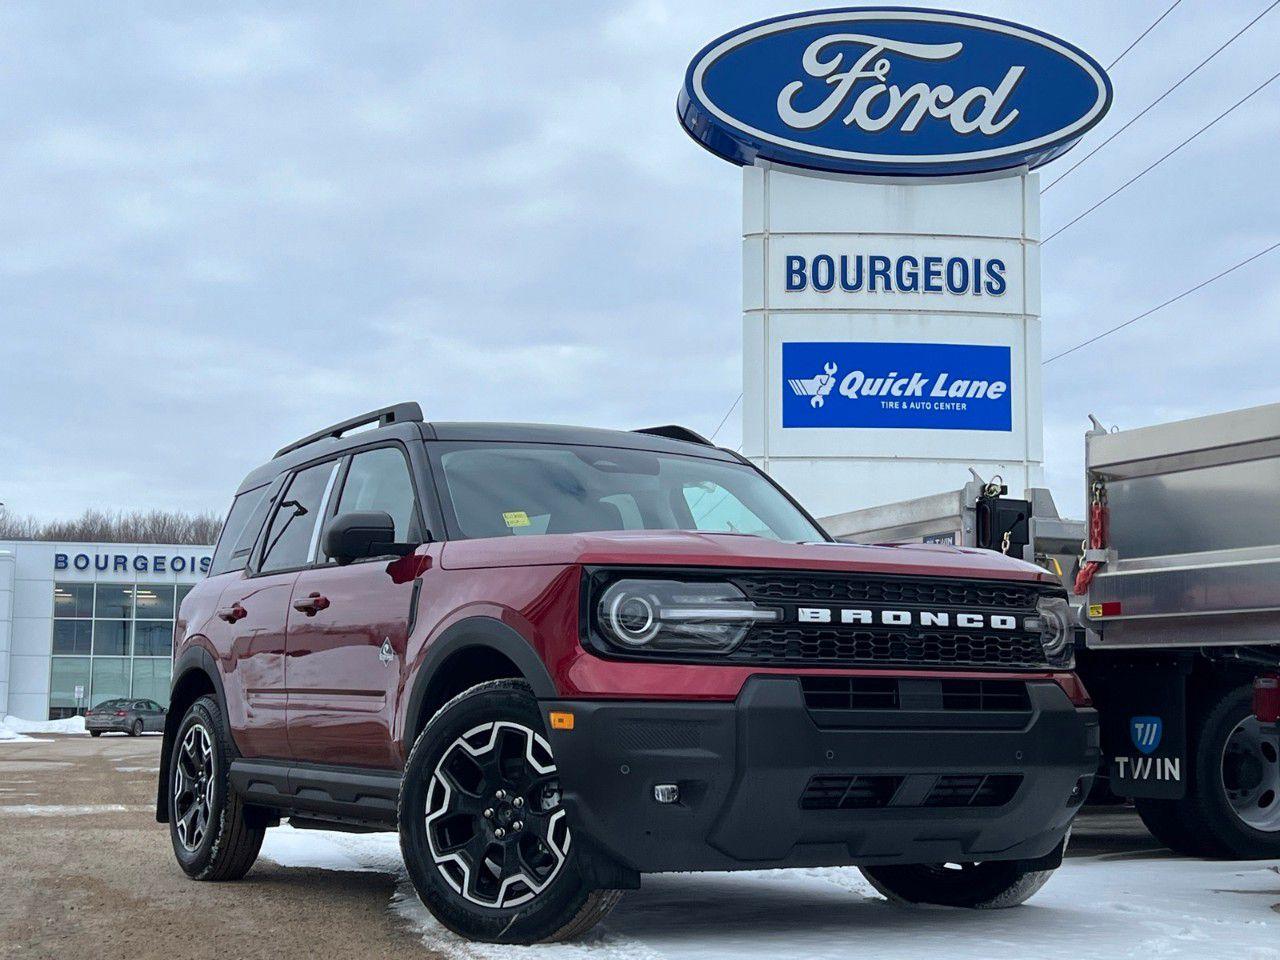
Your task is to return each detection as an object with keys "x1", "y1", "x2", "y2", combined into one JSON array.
[{"x1": 208, "y1": 483, "x2": 273, "y2": 577}]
